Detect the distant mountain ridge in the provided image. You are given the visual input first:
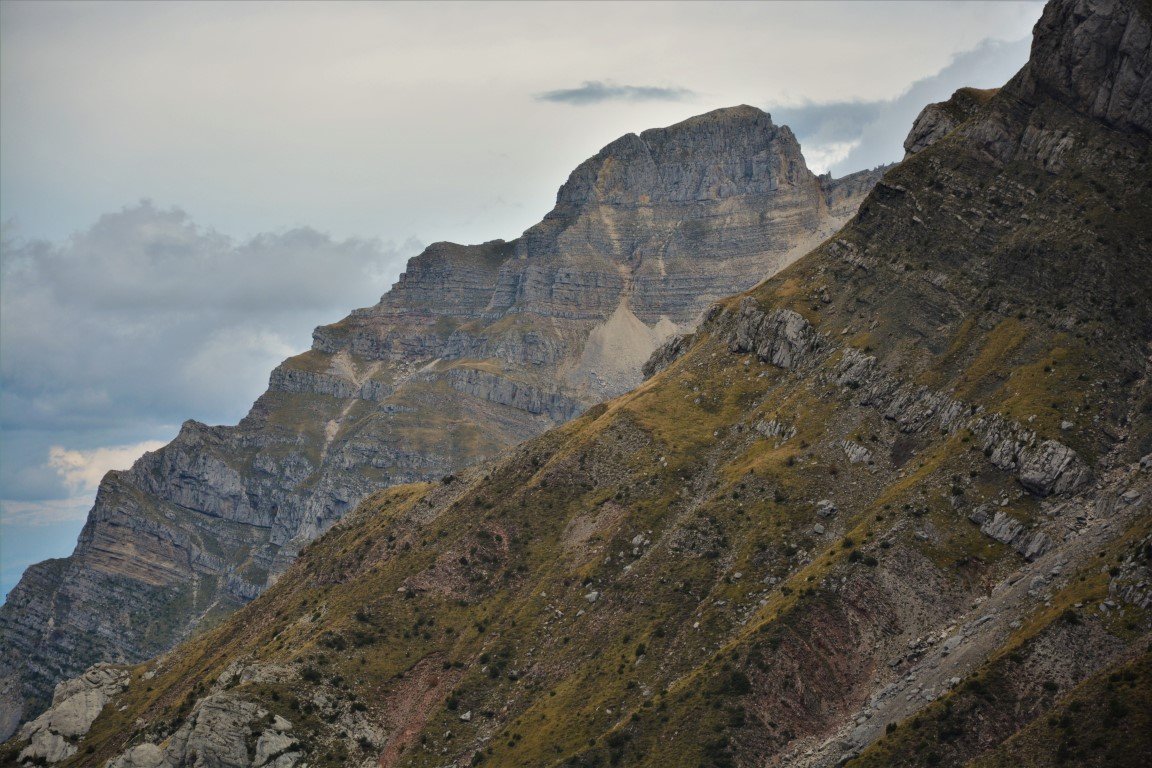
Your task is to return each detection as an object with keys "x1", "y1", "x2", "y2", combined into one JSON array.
[{"x1": 0, "y1": 105, "x2": 884, "y2": 738}]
